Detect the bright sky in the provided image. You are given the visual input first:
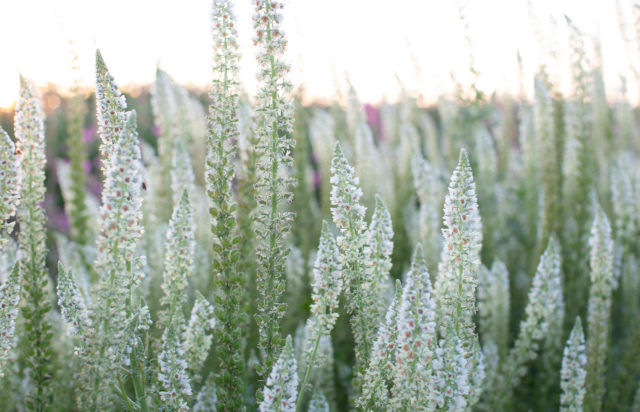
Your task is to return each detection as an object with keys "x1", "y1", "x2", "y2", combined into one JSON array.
[{"x1": 0, "y1": 0, "x2": 637, "y2": 108}]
